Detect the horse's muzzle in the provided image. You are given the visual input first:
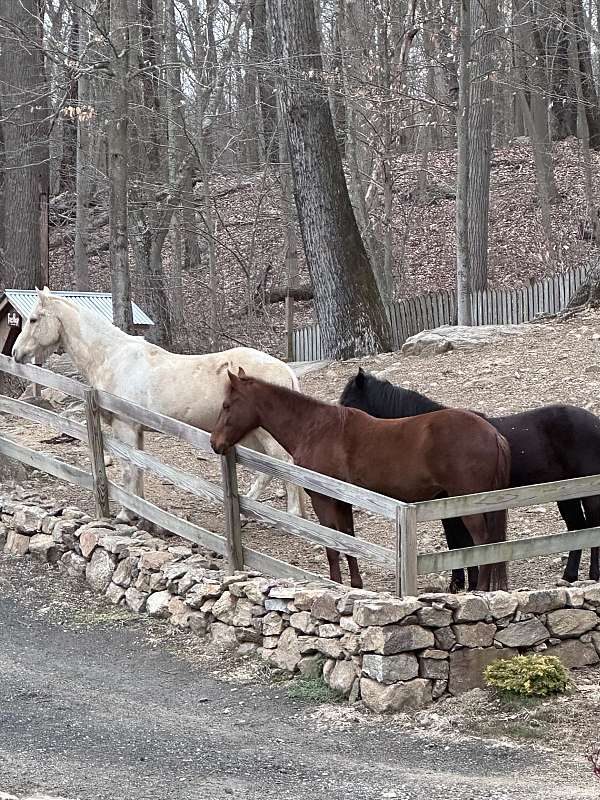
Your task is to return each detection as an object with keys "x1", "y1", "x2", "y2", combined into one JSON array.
[
  {"x1": 210, "y1": 433, "x2": 228, "y2": 455},
  {"x1": 12, "y1": 346, "x2": 24, "y2": 364}
]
